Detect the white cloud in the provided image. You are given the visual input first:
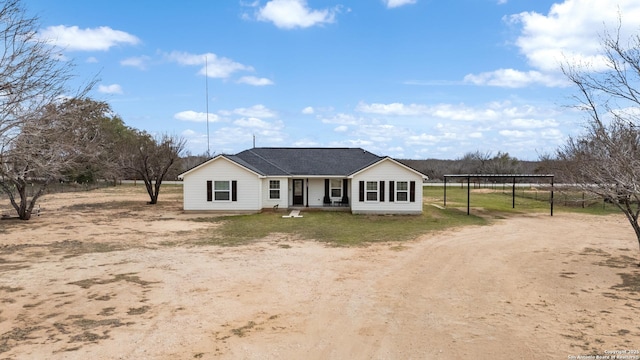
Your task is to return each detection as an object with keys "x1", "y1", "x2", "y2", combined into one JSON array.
[
  {"x1": 463, "y1": 0, "x2": 640, "y2": 89},
  {"x1": 174, "y1": 110, "x2": 220, "y2": 123},
  {"x1": 406, "y1": 133, "x2": 440, "y2": 145},
  {"x1": 256, "y1": 0, "x2": 338, "y2": 29},
  {"x1": 334, "y1": 125, "x2": 348, "y2": 132},
  {"x1": 221, "y1": 104, "x2": 277, "y2": 118},
  {"x1": 38, "y1": 25, "x2": 140, "y2": 51},
  {"x1": 510, "y1": 118, "x2": 559, "y2": 129},
  {"x1": 166, "y1": 51, "x2": 254, "y2": 78},
  {"x1": 237, "y1": 76, "x2": 274, "y2": 86},
  {"x1": 302, "y1": 106, "x2": 315, "y2": 114},
  {"x1": 98, "y1": 84, "x2": 123, "y2": 94},
  {"x1": 463, "y1": 69, "x2": 569, "y2": 88},
  {"x1": 320, "y1": 113, "x2": 363, "y2": 125},
  {"x1": 356, "y1": 101, "x2": 557, "y2": 122},
  {"x1": 508, "y1": 0, "x2": 640, "y2": 72},
  {"x1": 356, "y1": 102, "x2": 429, "y2": 116},
  {"x1": 356, "y1": 102, "x2": 491, "y2": 120},
  {"x1": 121, "y1": 56, "x2": 151, "y2": 70},
  {"x1": 86, "y1": 56, "x2": 98, "y2": 63},
  {"x1": 499, "y1": 129, "x2": 534, "y2": 138},
  {"x1": 234, "y1": 117, "x2": 272, "y2": 129},
  {"x1": 383, "y1": 0, "x2": 417, "y2": 9}
]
